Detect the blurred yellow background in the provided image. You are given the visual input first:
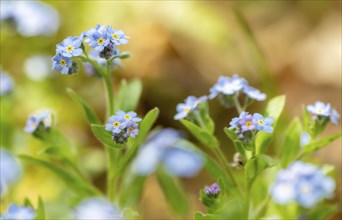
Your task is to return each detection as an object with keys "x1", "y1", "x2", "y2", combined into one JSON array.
[{"x1": 1, "y1": 0, "x2": 341, "y2": 219}]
